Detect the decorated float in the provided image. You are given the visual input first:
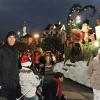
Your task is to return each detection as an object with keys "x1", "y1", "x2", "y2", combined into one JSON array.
[
  {"x1": 53, "y1": 28, "x2": 100, "y2": 87},
  {"x1": 53, "y1": 4, "x2": 100, "y2": 87}
]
